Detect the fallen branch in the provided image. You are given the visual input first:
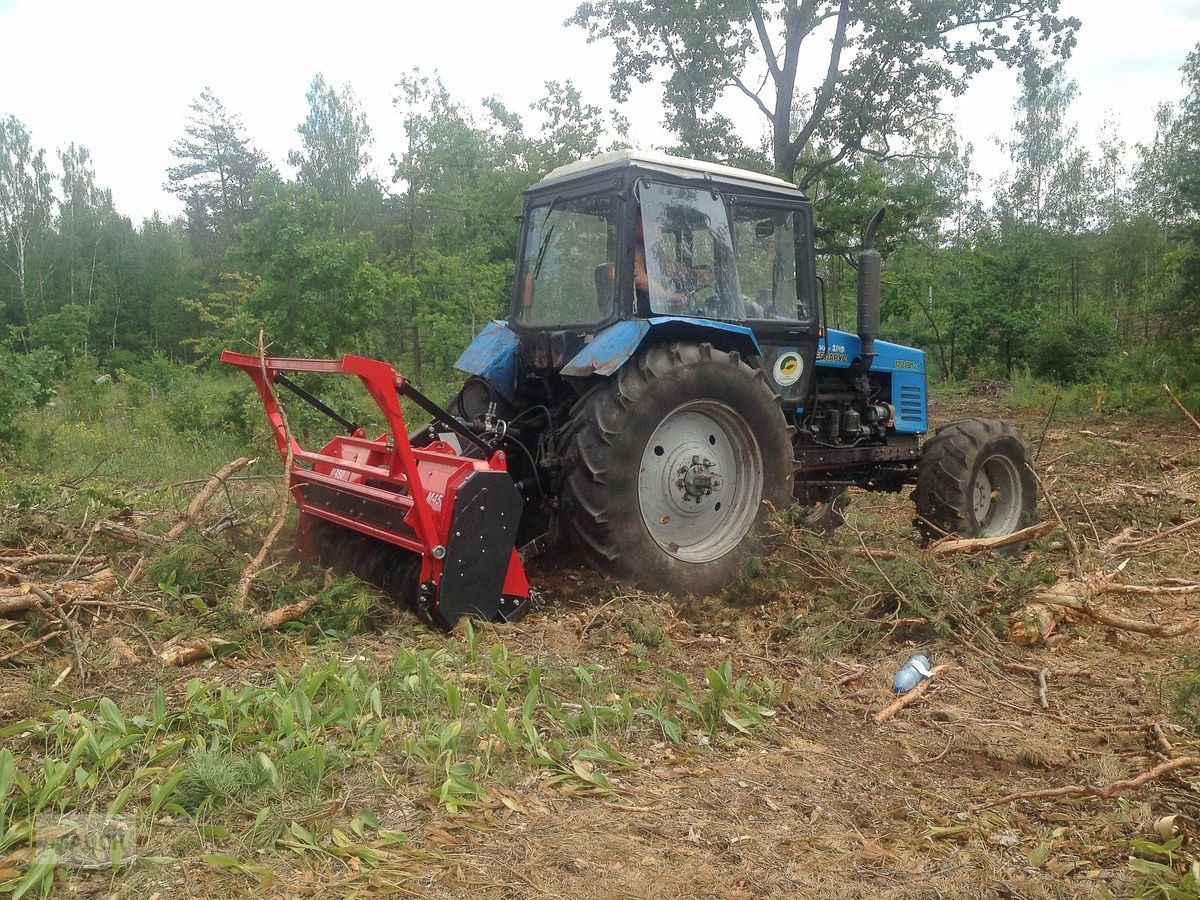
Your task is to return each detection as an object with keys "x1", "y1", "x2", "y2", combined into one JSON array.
[
  {"x1": 978, "y1": 756, "x2": 1200, "y2": 810},
  {"x1": 1164, "y1": 384, "x2": 1200, "y2": 436},
  {"x1": 1010, "y1": 570, "x2": 1200, "y2": 644},
  {"x1": 1116, "y1": 516, "x2": 1200, "y2": 552},
  {"x1": 0, "y1": 630, "x2": 65, "y2": 663},
  {"x1": 928, "y1": 520, "x2": 1057, "y2": 557},
  {"x1": 1037, "y1": 667, "x2": 1049, "y2": 709},
  {"x1": 1034, "y1": 592, "x2": 1197, "y2": 639},
  {"x1": 234, "y1": 333, "x2": 294, "y2": 611},
  {"x1": 874, "y1": 664, "x2": 952, "y2": 724},
  {"x1": 0, "y1": 568, "x2": 118, "y2": 619},
  {"x1": 94, "y1": 520, "x2": 162, "y2": 548},
  {"x1": 0, "y1": 553, "x2": 108, "y2": 570},
  {"x1": 163, "y1": 457, "x2": 256, "y2": 542}
]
